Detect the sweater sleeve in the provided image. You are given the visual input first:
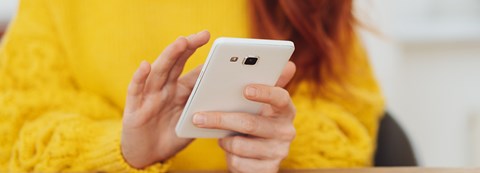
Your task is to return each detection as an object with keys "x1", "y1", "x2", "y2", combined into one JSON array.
[
  {"x1": 281, "y1": 40, "x2": 385, "y2": 168},
  {"x1": 0, "y1": 0, "x2": 169, "y2": 172}
]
